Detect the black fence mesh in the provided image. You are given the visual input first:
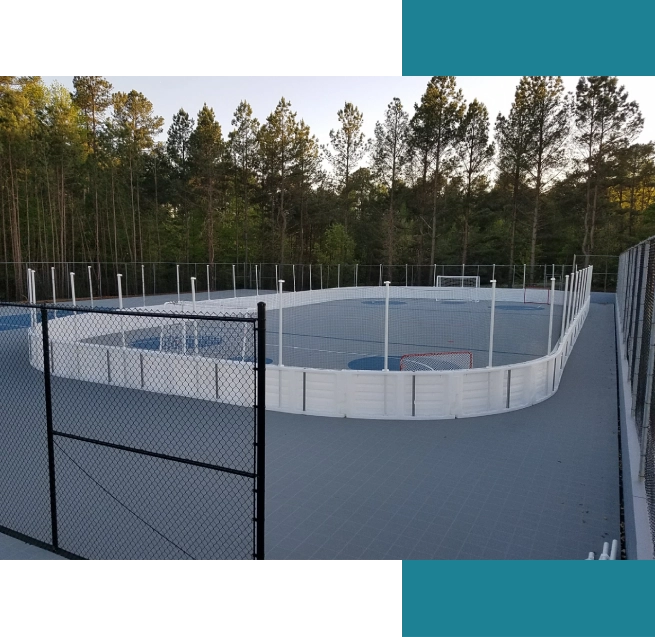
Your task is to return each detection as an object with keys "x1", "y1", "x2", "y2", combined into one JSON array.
[
  {"x1": 617, "y1": 237, "x2": 655, "y2": 557},
  {"x1": 0, "y1": 301, "x2": 265, "y2": 559}
]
